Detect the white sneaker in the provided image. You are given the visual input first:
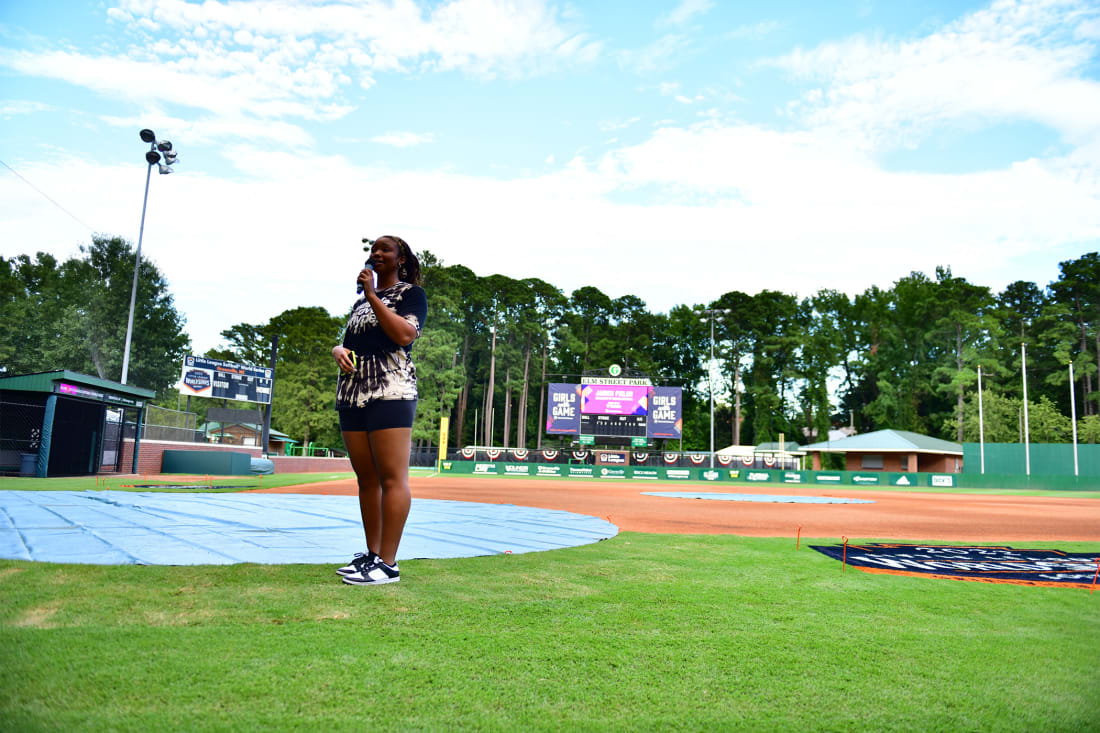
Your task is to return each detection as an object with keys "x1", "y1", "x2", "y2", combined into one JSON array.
[
  {"x1": 342, "y1": 557, "x2": 400, "y2": 585},
  {"x1": 336, "y1": 551, "x2": 377, "y2": 576}
]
